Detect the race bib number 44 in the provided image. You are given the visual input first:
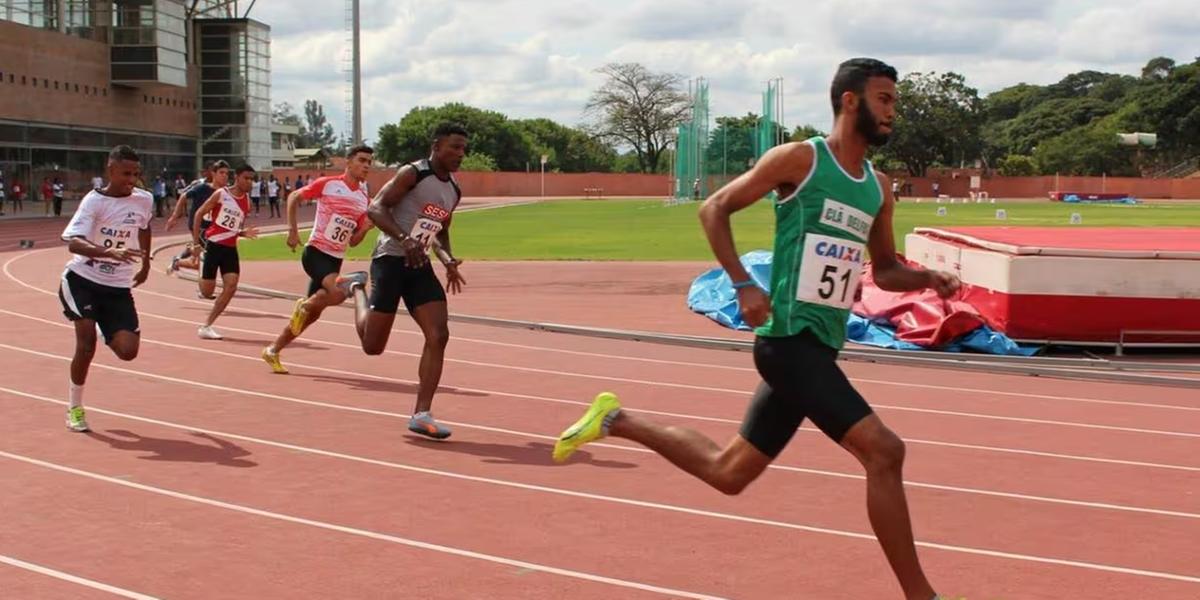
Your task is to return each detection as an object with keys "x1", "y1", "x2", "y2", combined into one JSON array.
[
  {"x1": 323, "y1": 214, "x2": 357, "y2": 245},
  {"x1": 796, "y1": 233, "x2": 865, "y2": 309},
  {"x1": 409, "y1": 204, "x2": 449, "y2": 249},
  {"x1": 409, "y1": 217, "x2": 443, "y2": 249}
]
